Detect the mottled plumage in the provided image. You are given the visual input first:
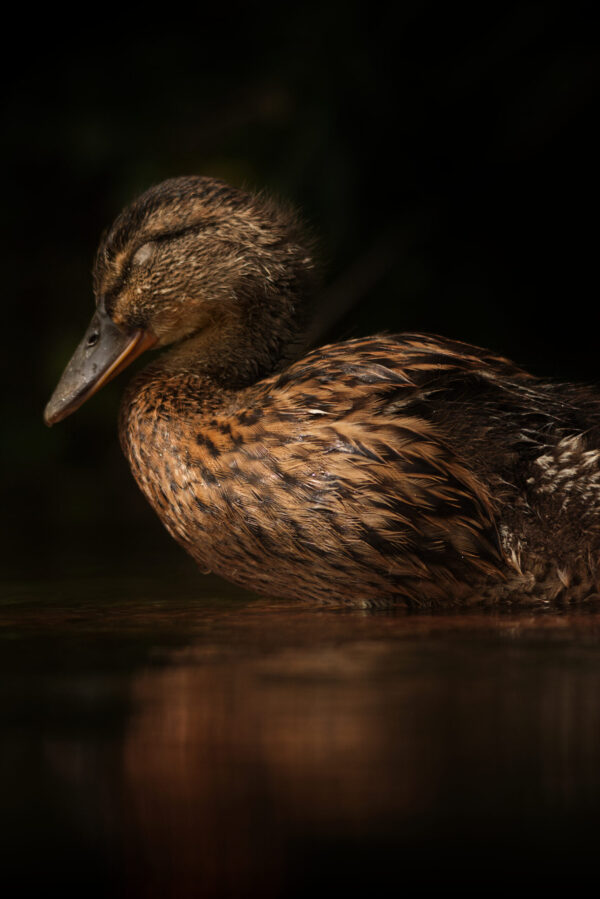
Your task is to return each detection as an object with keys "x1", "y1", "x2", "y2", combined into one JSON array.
[{"x1": 46, "y1": 177, "x2": 600, "y2": 606}]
